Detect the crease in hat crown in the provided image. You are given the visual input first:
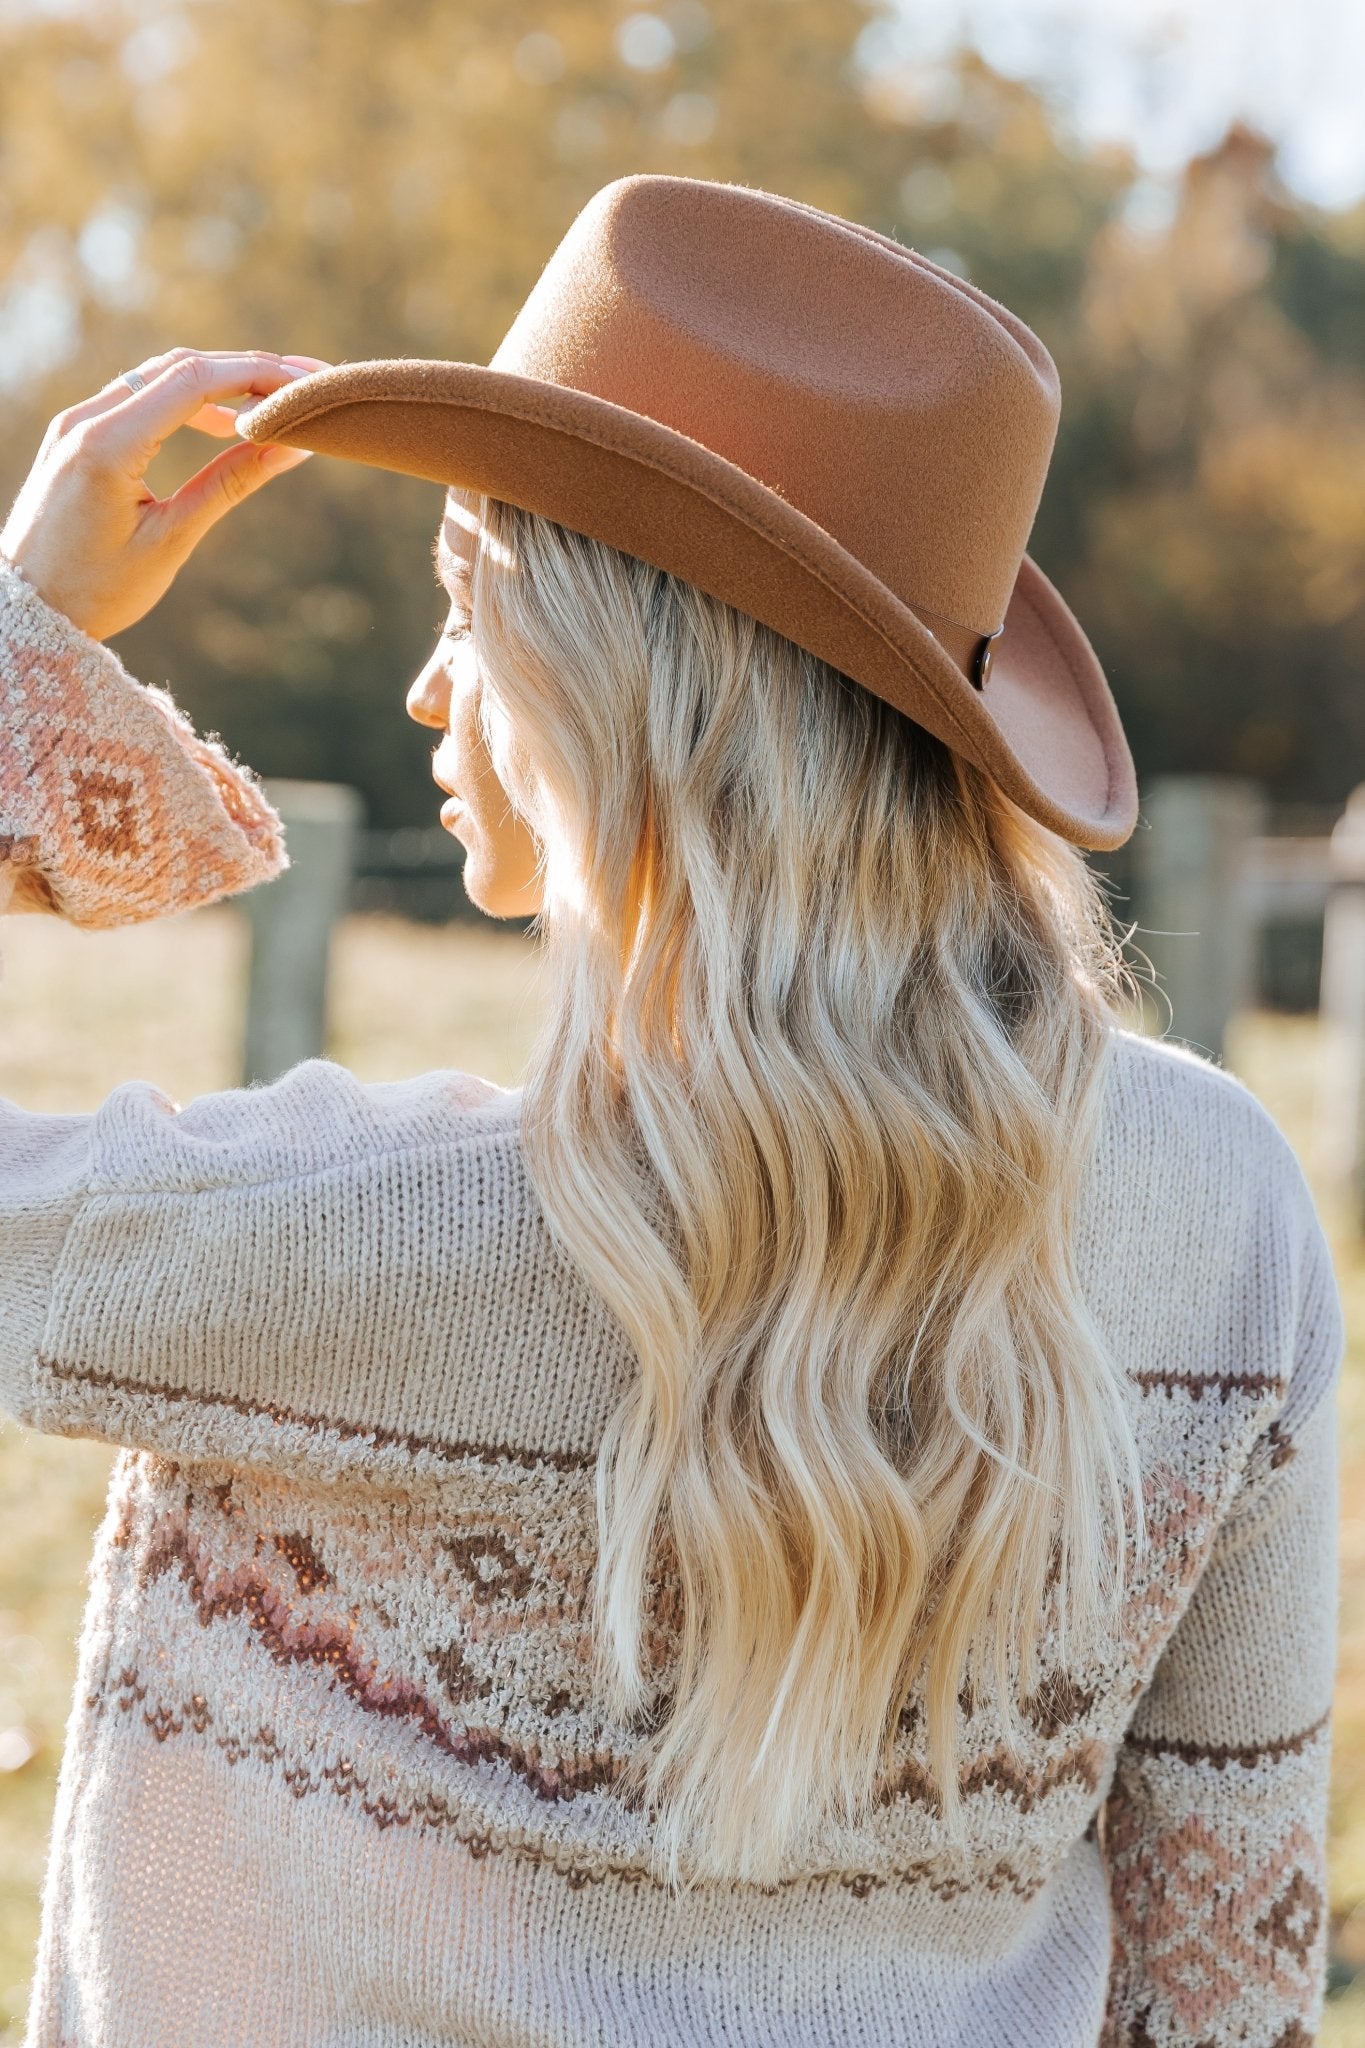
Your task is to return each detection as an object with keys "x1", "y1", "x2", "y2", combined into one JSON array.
[{"x1": 239, "y1": 173, "x2": 1139, "y2": 851}]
